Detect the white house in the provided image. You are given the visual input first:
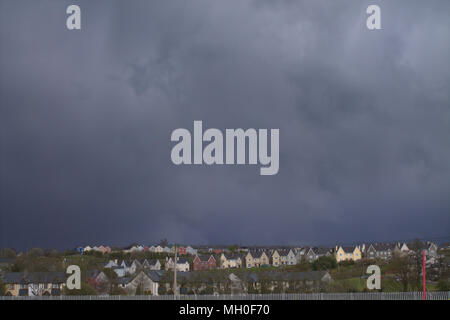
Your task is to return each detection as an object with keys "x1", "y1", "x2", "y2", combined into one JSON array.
[
  {"x1": 120, "y1": 271, "x2": 161, "y2": 296},
  {"x1": 186, "y1": 246, "x2": 198, "y2": 255},
  {"x1": 294, "y1": 248, "x2": 306, "y2": 264},
  {"x1": 147, "y1": 259, "x2": 161, "y2": 270},
  {"x1": 399, "y1": 243, "x2": 410, "y2": 253},
  {"x1": 281, "y1": 249, "x2": 297, "y2": 265},
  {"x1": 165, "y1": 257, "x2": 190, "y2": 272},
  {"x1": 104, "y1": 260, "x2": 118, "y2": 268},
  {"x1": 220, "y1": 253, "x2": 242, "y2": 269}
]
